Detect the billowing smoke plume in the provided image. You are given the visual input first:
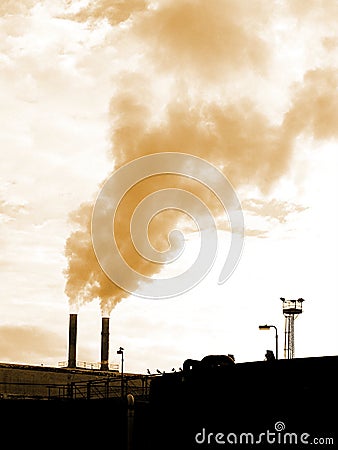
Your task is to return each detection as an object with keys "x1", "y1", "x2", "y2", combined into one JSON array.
[{"x1": 64, "y1": 1, "x2": 338, "y2": 316}]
